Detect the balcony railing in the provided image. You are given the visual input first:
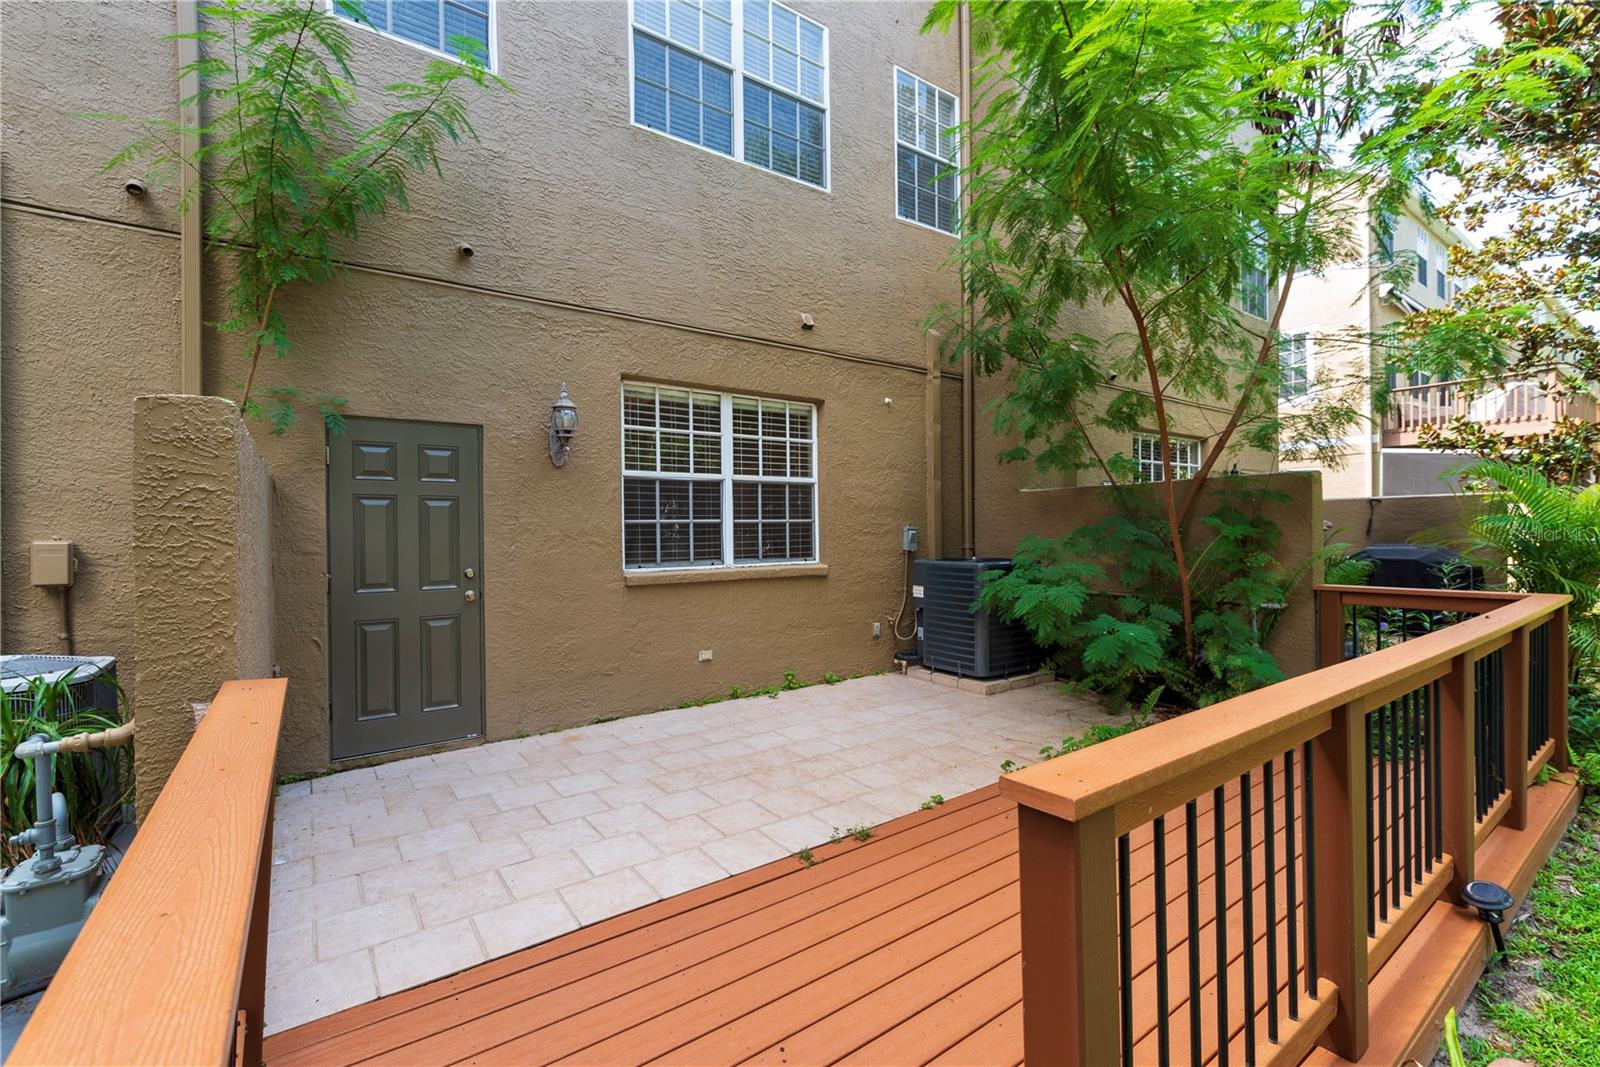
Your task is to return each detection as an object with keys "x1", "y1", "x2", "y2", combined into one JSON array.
[
  {"x1": 1003, "y1": 586, "x2": 1569, "y2": 1066},
  {"x1": 10, "y1": 678, "x2": 288, "y2": 1067},
  {"x1": 1383, "y1": 373, "x2": 1598, "y2": 447}
]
